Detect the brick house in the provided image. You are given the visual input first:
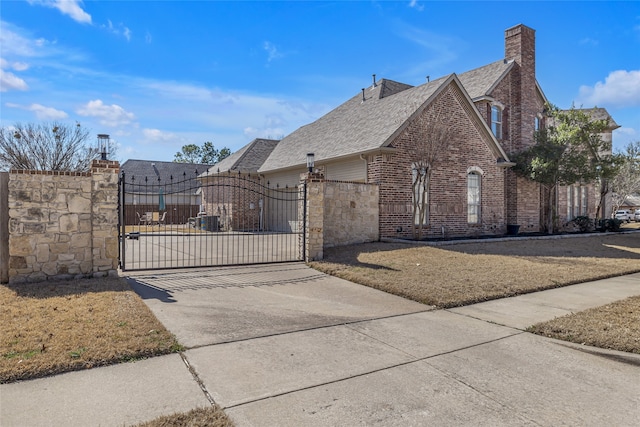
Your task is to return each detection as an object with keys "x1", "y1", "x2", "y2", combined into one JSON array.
[
  {"x1": 204, "y1": 24, "x2": 617, "y2": 240},
  {"x1": 199, "y1": 138, "x2": 291, "y2": 231}
]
